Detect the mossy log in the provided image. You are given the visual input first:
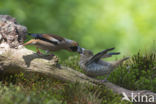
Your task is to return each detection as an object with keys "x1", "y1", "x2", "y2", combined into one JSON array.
[{"x1": 0, "y1": 15, "x2": 156, "y2": 101}]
